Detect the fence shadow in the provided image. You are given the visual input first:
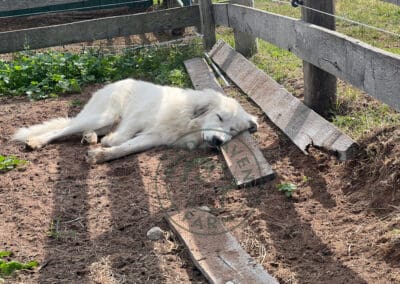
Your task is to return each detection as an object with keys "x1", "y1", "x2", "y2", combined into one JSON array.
[{"x1": 37, "y1": 96, "x2": 165, "y2": 283}]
